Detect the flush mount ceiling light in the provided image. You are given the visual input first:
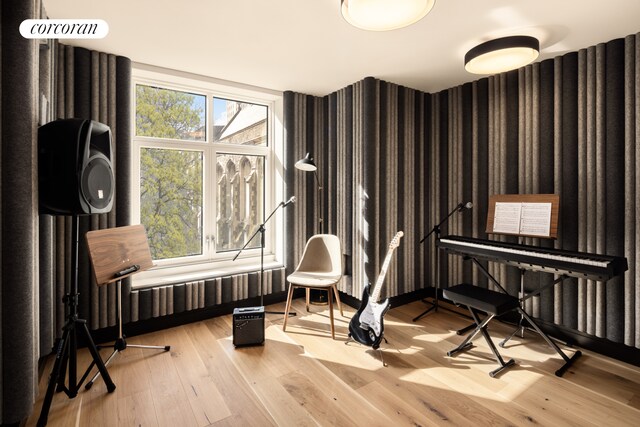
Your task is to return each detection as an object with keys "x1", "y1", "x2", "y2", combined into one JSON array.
[
  {"x1": 341, "y1": 0, "x2": 435, "y2": 31},
  {"x1": 465, "y1": 35, "x2": 540, "y2": 75}
]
